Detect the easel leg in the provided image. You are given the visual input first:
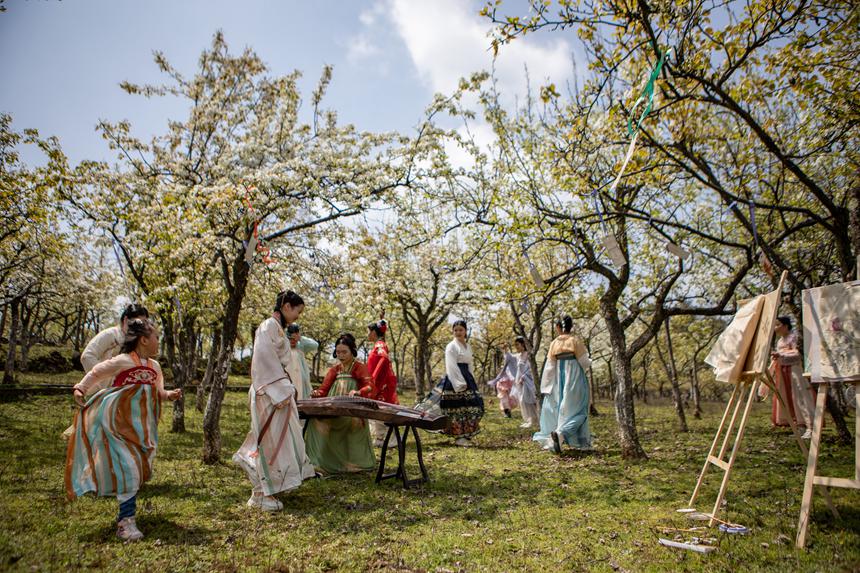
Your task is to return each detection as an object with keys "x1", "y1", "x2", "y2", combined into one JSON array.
[
  {"x1": 690, "y1": 382, "x2": 740, "y2": 506},
  {"x1": 855, "y1": 383, "x2": 859, "y2": 484},
  {"x1": 709, "y1": 381, "x2": 757, "y2": 527},
  {"x1": 796, "y1": 384, "x2": 828, "y2": 548},
  {"x1": 766, "y1": 371, "x2": 839, "y2": 519}
]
